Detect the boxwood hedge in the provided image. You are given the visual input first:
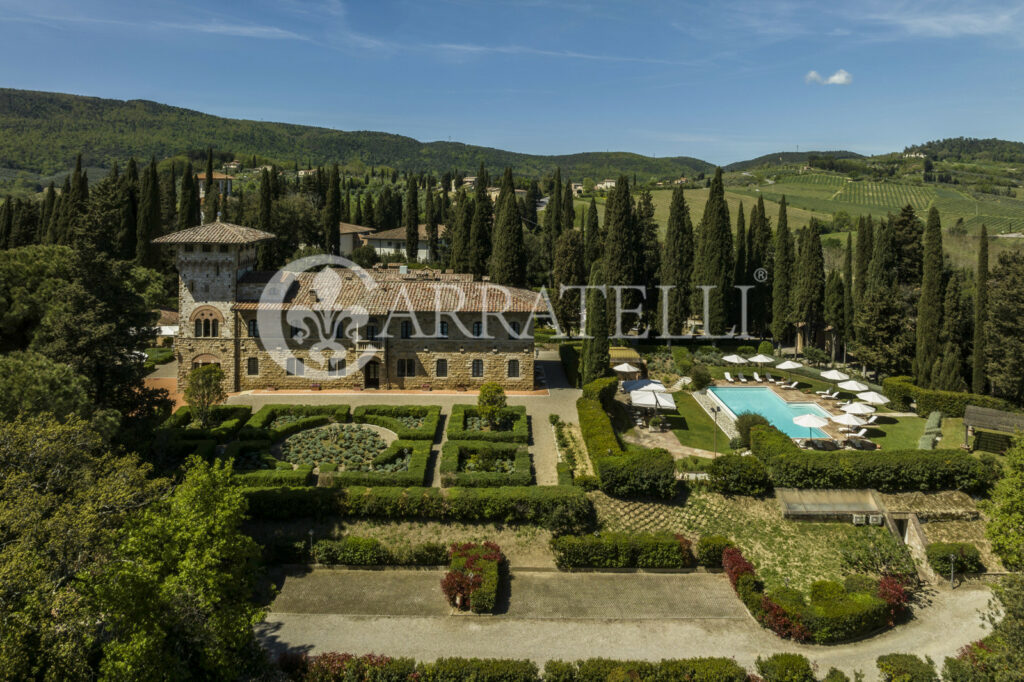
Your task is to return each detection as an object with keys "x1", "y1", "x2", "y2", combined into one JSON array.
[
  {"x1": 233, "y1": 465, "x2": 314, "y2": 488},
  {"x1": 926, "y1": 542, "x2": 984, "y2": 575},
  {"x1": 550, "y1": 532, "x2": 694, "y2": 570},
  {"x1": 544, "y1": 657, "x2": 746, "y2": 682},
  {"x1": 352, "y1": 404, "x2": 442, "y2": 440},
  {"x1": 239, "y1": 404, "x2": 350, "y2": 440},
  {"x1": 161, "y1": 405, "x2": 253, "y2": 443},
  {"x1": 576, "y1": 397, "x2": 623, "y2": 458},
  {"x1": 594, "y1": 448, "x2": 676, "y2": 499},
  {"x1": 439, "y1": 441, "x2": 532, "y2": 487},
  {"x1": 447, "y1": 404, "x2": 529, "y2": 443},
  {"x1": 882, "y1": 376, "x2": 1017, "y2": 417},
  {"x1": 581, "y1": 376, "x2": 618, "y2": 405},
  {"x1": 327, "y1": 439, "x2": 432, "y2": 488}
]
